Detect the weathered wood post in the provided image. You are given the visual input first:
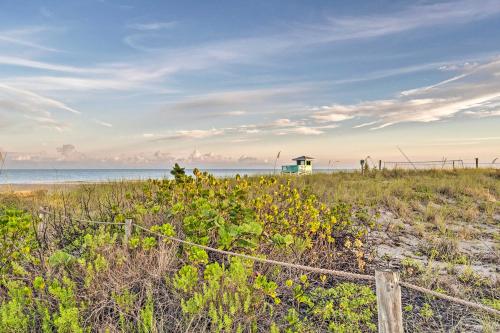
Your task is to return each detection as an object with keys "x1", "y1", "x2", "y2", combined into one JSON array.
[
  {"x1": 452, "y1": 160, "x2": 455, "y2": 170},
  {"x1": 360, "y1": 159, "x2": 365, "y2": 175},
  {"x1": 375, "y1": 270, "x2": 403, "y2": 333},
  {"x1": 379, "y1": 160, "x2": 382, "y2": 171},
  {"x1": 37, "y1": 207, "x2": 47, "y2": 238},
  {"x1": 124, "y1": 218, "x2": 133, "y2": 245},
  {"x1": 475, "y1": 157, "x2": 479, "y2": 169}
]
